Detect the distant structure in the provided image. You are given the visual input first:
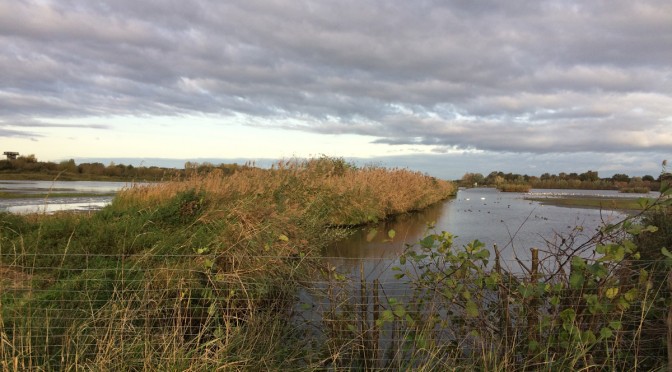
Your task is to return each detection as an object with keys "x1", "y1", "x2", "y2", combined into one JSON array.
[{"x1": 3, "y1": 151, "x2": 19, "y2": 160}]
